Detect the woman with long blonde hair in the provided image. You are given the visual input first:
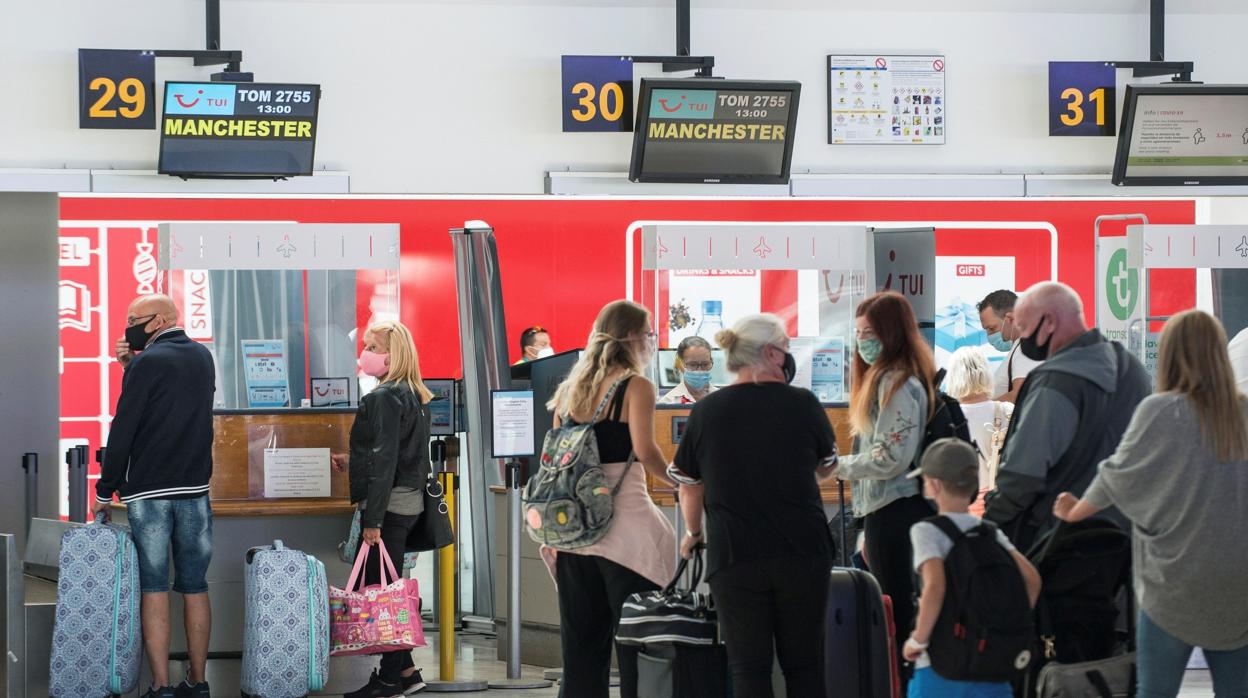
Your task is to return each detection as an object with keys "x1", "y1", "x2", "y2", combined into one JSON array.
[
  {"x1": 544, "y1": 300, "x2": 676, "y2": 698},
  {"x1": 834, "y1": 291, "x2": 936, "y2": 690},
  {"x1": 1055, "y1": 310, "x2": 1248, "y2": 697},
  {"x1": 332, "y1": 320, "x2": 437, "y2": 697}
]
